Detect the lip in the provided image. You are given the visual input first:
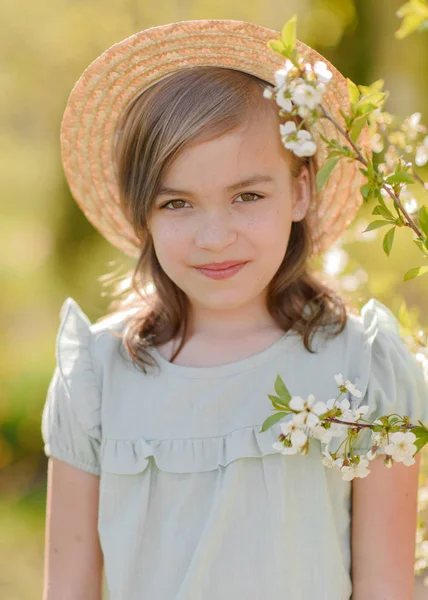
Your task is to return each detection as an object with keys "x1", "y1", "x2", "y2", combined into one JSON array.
[
  {"x1": 195, "y1": 262, "x2": 248, "y2": 280},
  {"x1": 194, "y1": 260, "x2": 248, "y2": 270}
]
